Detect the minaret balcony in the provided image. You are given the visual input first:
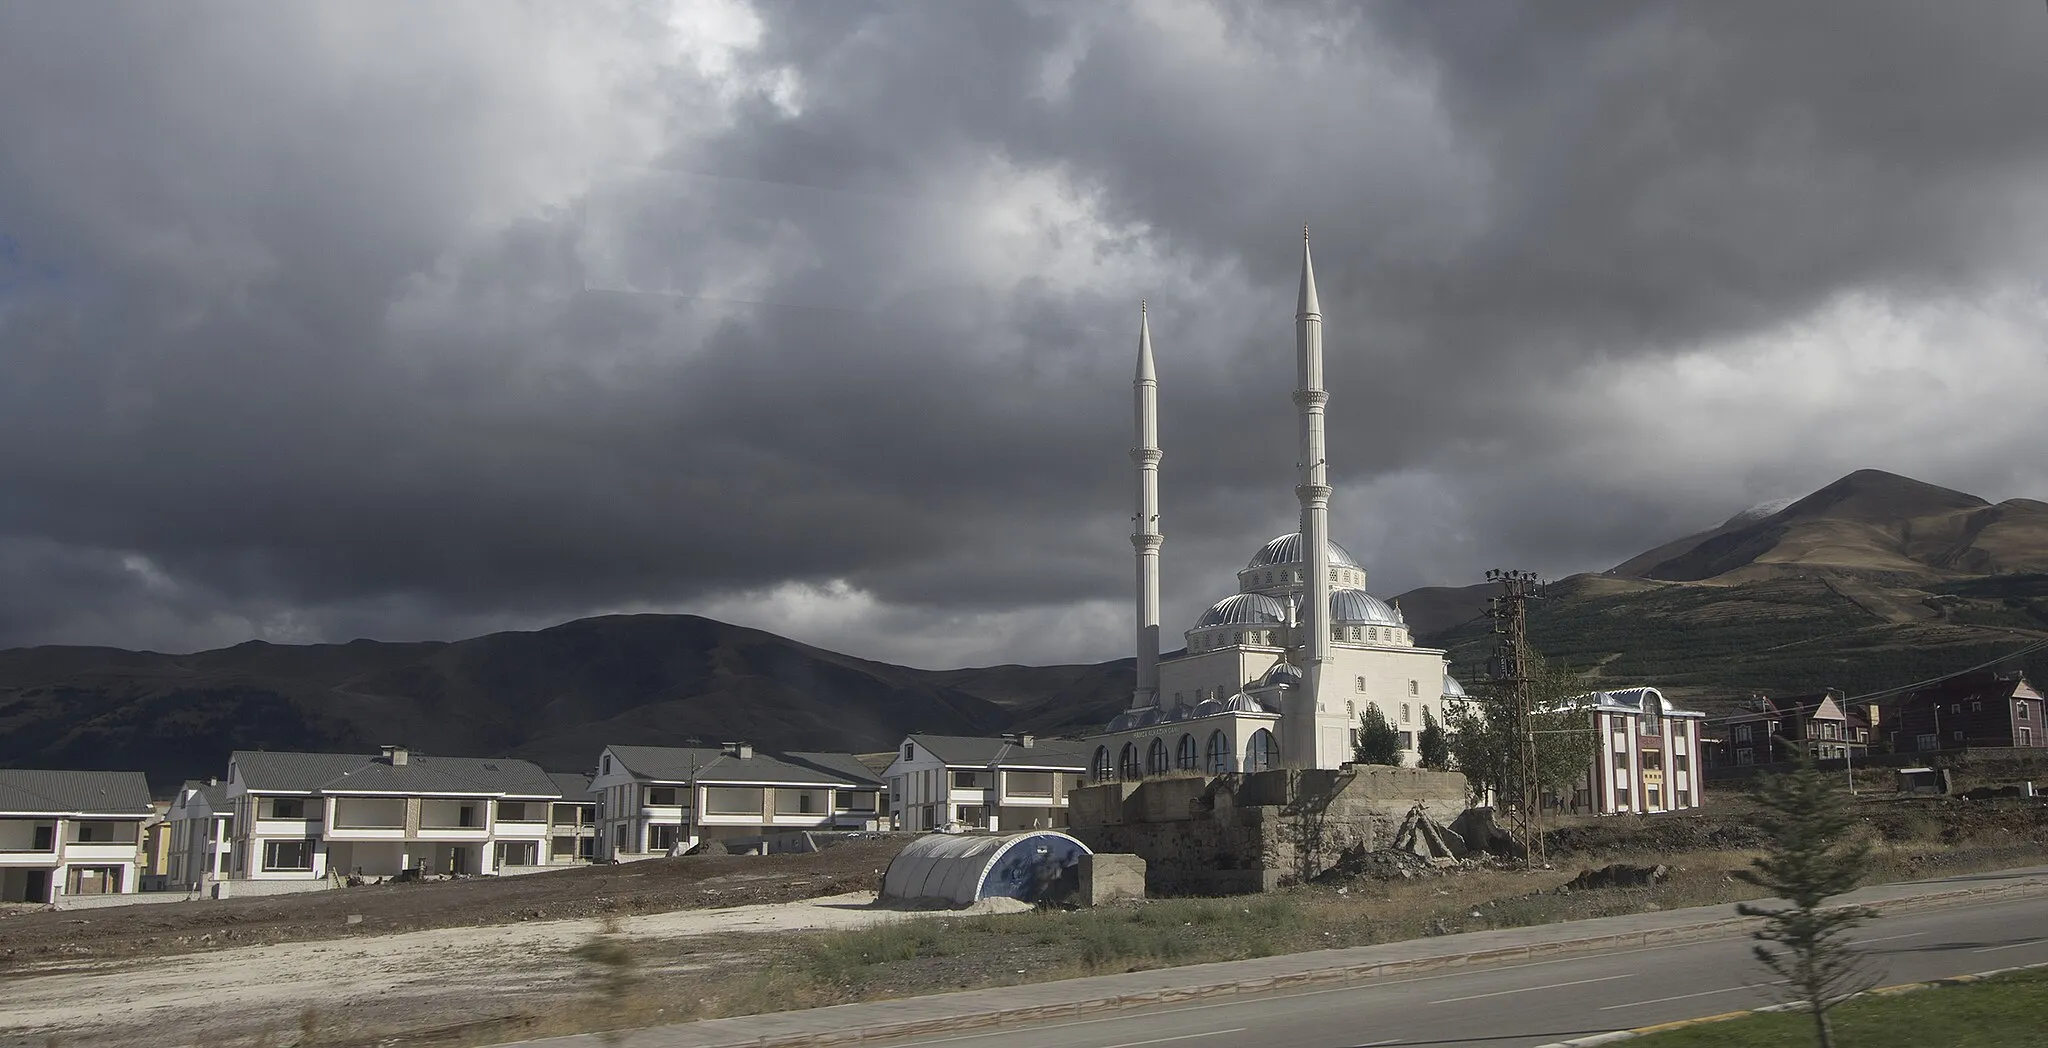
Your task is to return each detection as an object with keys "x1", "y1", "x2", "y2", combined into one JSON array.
[{"x1": 1290, "y1": 389, "x2": 1329, "y2": 407}]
